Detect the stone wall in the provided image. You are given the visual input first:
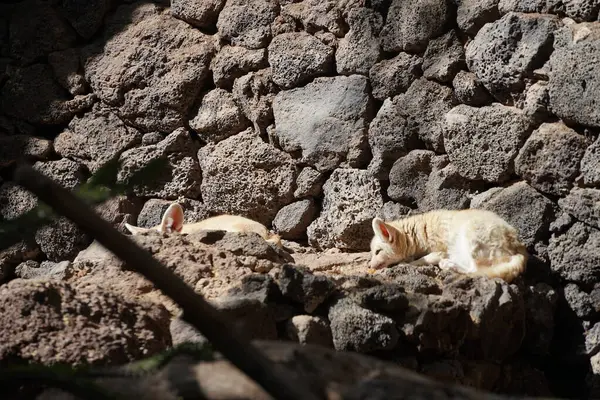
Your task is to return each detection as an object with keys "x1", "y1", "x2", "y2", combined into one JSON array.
[{"x1": 1, "y1": 0, "x2": 600, "y2": 398}]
